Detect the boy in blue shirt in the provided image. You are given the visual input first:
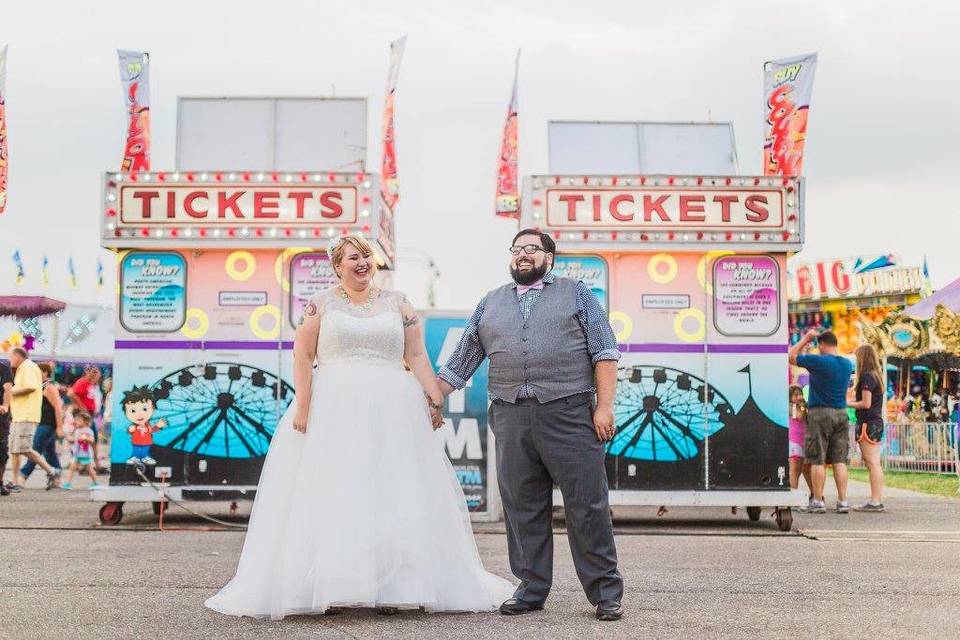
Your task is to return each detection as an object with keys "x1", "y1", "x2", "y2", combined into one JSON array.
[{"x1": 789, "y1": 329, "x2": 853, "y2": 513}]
